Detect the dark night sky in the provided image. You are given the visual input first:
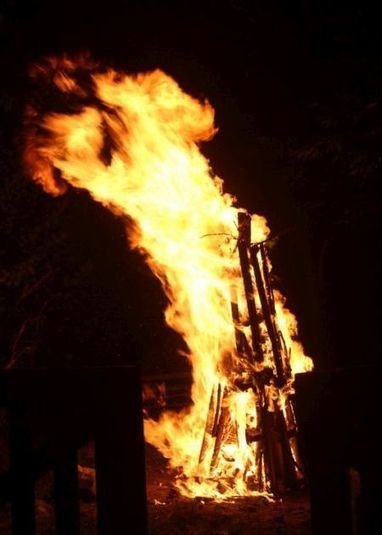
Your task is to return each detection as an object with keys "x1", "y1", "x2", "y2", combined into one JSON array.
[{"x1": 1, "y1": 0, "x2": 381, "y2": 372}]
